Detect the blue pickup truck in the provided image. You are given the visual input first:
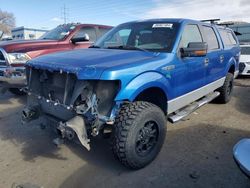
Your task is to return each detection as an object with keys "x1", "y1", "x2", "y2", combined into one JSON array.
[{"x1": 22, "y1": 18, "x2": 240, "y2": 169}]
